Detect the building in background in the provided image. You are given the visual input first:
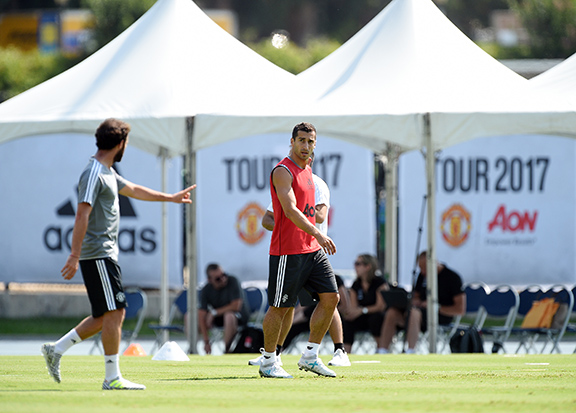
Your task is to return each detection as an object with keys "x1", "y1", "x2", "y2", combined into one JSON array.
[{"x1": 0, "y1": 8, "x2": 236, "y2": 56}]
